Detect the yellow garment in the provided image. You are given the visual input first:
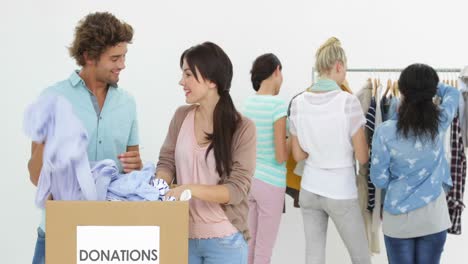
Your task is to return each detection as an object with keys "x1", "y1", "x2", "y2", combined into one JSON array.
[
  {"x1": 286, "y1": 155, "x2": 301, "y2": 190},
  {"x1": 357, "y1": 162, "x2": 382, "y2": 254},
  {"x1": 356, "y1": 81, "x2": 382, "y2": 254},
  {"x1": 340, "y1": 80, "x2": 353, "y2": 94}
]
